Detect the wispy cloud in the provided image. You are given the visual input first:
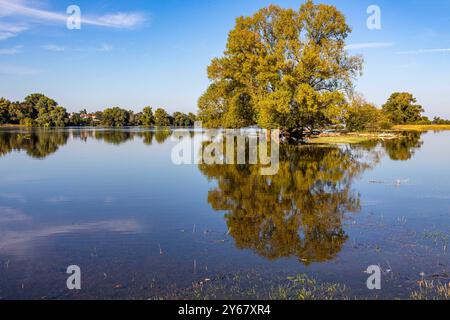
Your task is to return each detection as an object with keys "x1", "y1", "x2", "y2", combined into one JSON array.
[
  {"x1": 0, "y1": 22, "x2": 28, "y2": 40},
  {"x1": 42, "y1": 43, "x2": 113, "y2": 52},
  {"x1": 0, "y1": 0, "x2": 147, "y2": 29},
  {"x1": 397, "y1": 48, "x2": 450, "y2": 55},
  {"x1": 93, "y1": 43, "x2": 113, "y2": 52},
  {"x1": 0, "y1": 44, "x2": 23, "y2": 54},
  {"x1": 41, "y1": 44, "x2": 65, "y2": 52},
  {"x1": 95, "y1": 13, "x2": 147, "y2": 29},
  {"x1": 345, "y1": 42, "x2": 394, "y2": 50}
]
